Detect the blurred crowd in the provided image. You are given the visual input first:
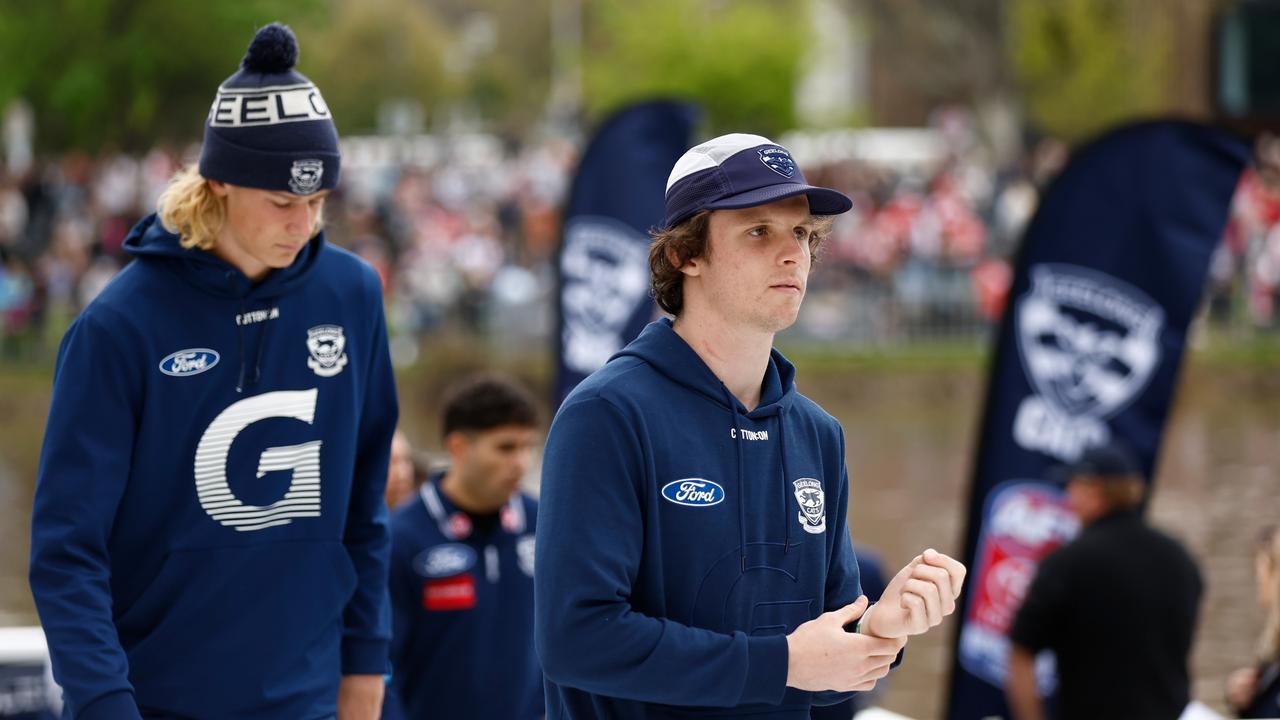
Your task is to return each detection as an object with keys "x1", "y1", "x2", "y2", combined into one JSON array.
[{"x1": 3, "y1": 115, "x2": 1279, "y2": 362}]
